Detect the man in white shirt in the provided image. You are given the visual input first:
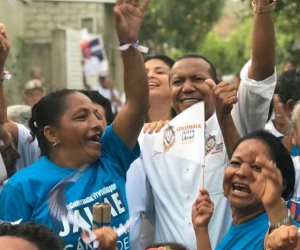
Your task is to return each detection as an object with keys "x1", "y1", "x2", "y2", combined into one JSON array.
[
  {"x1": 91, "y1": 76, "x2": 122, "y2": 115},
  {"x1": 128, "y1": 0, "x2": 277, "y2": 249}
]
